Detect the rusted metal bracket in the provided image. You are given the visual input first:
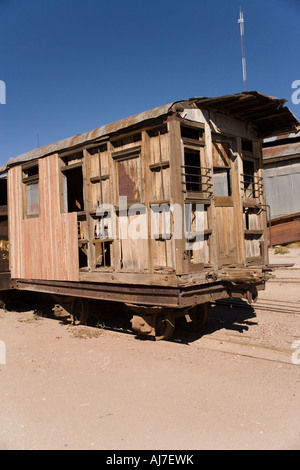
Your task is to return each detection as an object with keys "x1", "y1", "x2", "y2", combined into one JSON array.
[
  {"x1": 52, "y1": 303, "x2": 72, "y2": 320},
  {"x1": 52, "y1": 297, "x2": 89, "y2": 325},
  {"x1": 131, "y1": 314, "x2": 156, "y2": 338},
  {"x1": 128, "y1": 304, "x2": 175, "y2": 340},
  {"x1": 246, "y1": 284, "x2": 258, "y2": 304}
]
